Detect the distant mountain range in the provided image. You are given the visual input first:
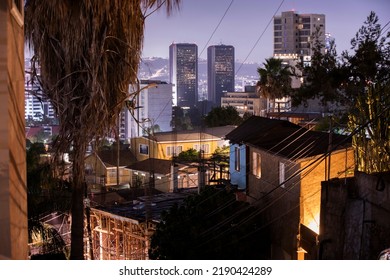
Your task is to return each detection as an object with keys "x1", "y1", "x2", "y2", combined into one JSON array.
[{"x1": 138, "y1": 57, "x2": 261, "y2": 93}]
